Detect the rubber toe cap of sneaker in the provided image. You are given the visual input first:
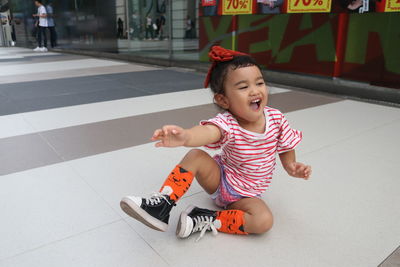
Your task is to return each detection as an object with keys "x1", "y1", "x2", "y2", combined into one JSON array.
[{"x1": 121, "y1": 196, "x2": 142, "y2": 206}]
